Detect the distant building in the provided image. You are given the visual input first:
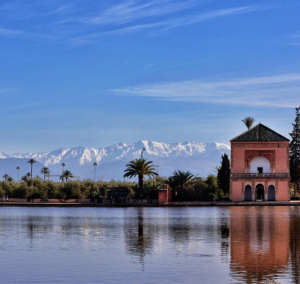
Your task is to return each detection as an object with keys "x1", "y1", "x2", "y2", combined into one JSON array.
[
  {"x1": 107, "y1": 187, "x2": 129, "y2": 199},
  {"x1": 230, "y1": 123, "x2": 290, "y2": 202}
]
